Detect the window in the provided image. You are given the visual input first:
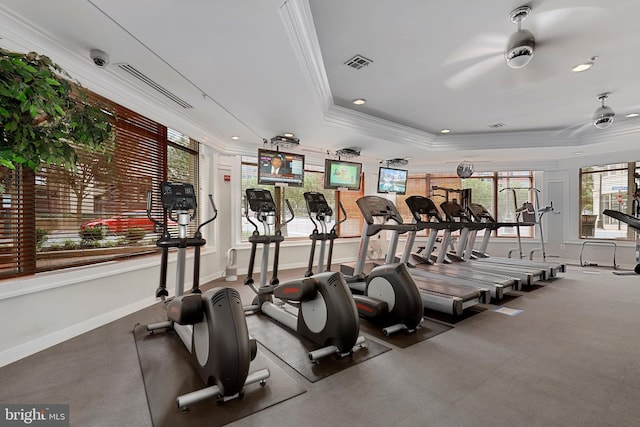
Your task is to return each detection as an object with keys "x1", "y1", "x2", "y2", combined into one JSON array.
[
  {"x1": 580, "y1": 162, "x2": 637, "y2": 240},
  {"x1": 396, "y1": 174, "x2": 429, "y2": 235},
  {"x1": 424, "y1": 171, "x2": 534, "y2": 237},
  {"x1": 0, "y1": 168, "x2": 35, "y2": 278},
  {"x1": 240, "y1": 158, "x2": 363, "y2": 241},
  {"x1": 0, "y1": 93, "x2": 201, "y2": 279},
  {"x1": 496, "y1": 172, "x2": 534, "y2": 237}
]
